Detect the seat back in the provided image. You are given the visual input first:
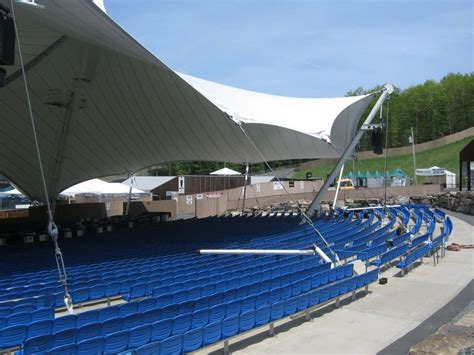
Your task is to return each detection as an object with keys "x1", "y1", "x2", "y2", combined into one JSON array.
[
  {"x1": 23, "y1": 334, "x2": 53, "y2": 355},
  {"x1": 77, "y1": 336, "x2": 104, "y2": 355},
  {"x1": 129, "y1": 324, "x2": 152, "y2": 349},
  {"x1": 104, "y1": 330, "x2": 130, "y2": 354}
]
